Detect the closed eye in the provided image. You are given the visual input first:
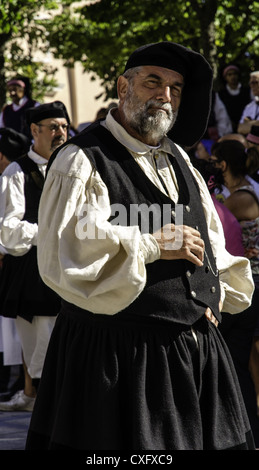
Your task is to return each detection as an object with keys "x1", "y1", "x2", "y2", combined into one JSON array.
[
  {"x1": 145, "y1": 79, "x2": 160, "y2": 88},
  {"x1": 170, "y1": 85, "x2": 183, "y2": 97}
]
